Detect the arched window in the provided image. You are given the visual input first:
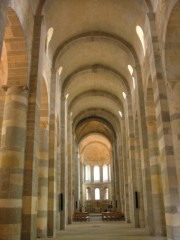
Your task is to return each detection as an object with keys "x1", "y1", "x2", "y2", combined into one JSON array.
[
  {"x1": 128, "y1": 64, "x2": 133, "y2": 76},
  {"x1": 45, "y1": 27, "x2": 54, "y2": 55},
  {"x1": 94, "y1": 165, "x2": 100, "y2": 181},
  {"x1": 104, "y1": 188, "x2": 109, "y2": 200},
  {"x1": 128, "y1": 65, "x2": 135, "y2": 89},
  {"x1": 136, "y1": 25, "x2": 146, "y2": 56},
  {"x1": 58, "y1": 66, "x2": 63, "y2": 76},
  {"x1": 86, "y1": 187, "x2": 91, "y2": 200},
  {"x1": 103, "y1": 164, "x2": 108, "y2": 182},
  {"x1": 95, "y1": 188, "x2": 100, "y2": 200},
  {"x1": 85, "y1": 165, "x2": 91, "y2": 182}
]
